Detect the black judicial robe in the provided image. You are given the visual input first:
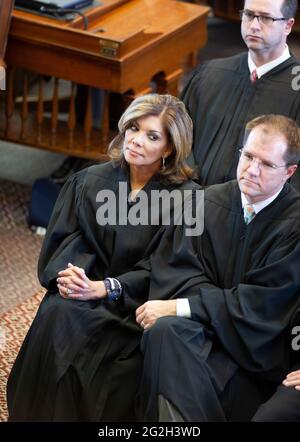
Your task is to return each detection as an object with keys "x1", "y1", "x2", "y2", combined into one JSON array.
[
  {"x1": 182, "y1": 53, "x2": 300, "y2": 189},
  {"x1": 140, "y1": 181, "x2": 300, "y2": 421},
  {"x1": 7, "y1": 161, "x2": 198, "y2": 421}
]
